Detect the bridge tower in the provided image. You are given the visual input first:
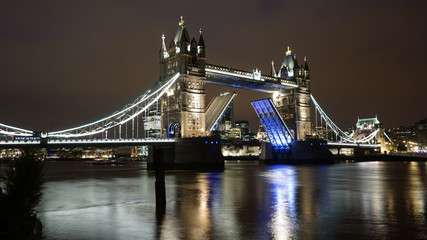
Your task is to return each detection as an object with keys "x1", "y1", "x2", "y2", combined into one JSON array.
[
  {"x1": 271, "y1": 47, "x2": 312, "y2": 141},
  {"x1": 159, "y1": 17, "x2": 206, "y2": 138}
]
